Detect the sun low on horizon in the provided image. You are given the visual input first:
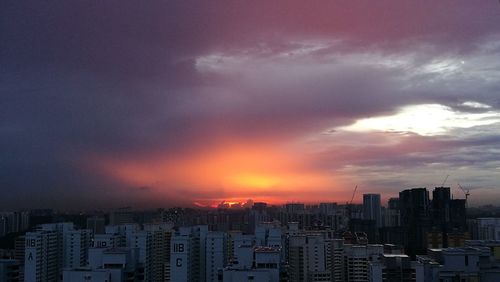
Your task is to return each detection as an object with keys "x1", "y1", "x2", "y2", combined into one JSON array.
[{"x1": 88, "y1": 140, "x2": 353, "y2": 207}]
